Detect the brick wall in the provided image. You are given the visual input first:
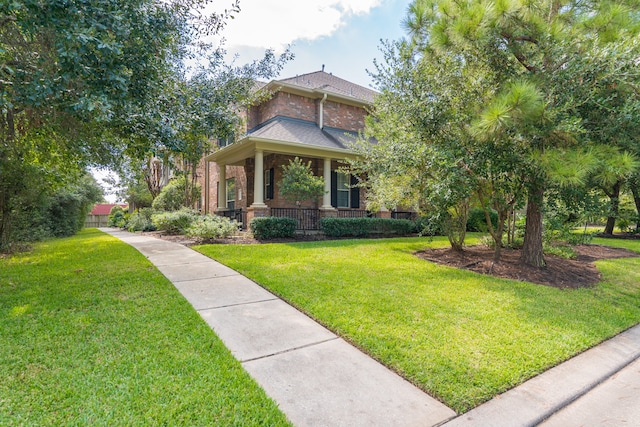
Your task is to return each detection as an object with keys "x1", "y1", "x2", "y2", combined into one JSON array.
[
  {"x1": 201, "y1": 86, "x2": 370, "y2": 213},
  {"x1": 323, "y1": 101, "x2": 367, "y2": 132},
  {"x1": 196, "y1": 159, "x2": 248, "y2": 213},
  {"x1": 247, "y1": 91, "x2": 368, "y2": 133},
  {"x1": 251, "y1": 92, "x2": 317, "y2": 128}
]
